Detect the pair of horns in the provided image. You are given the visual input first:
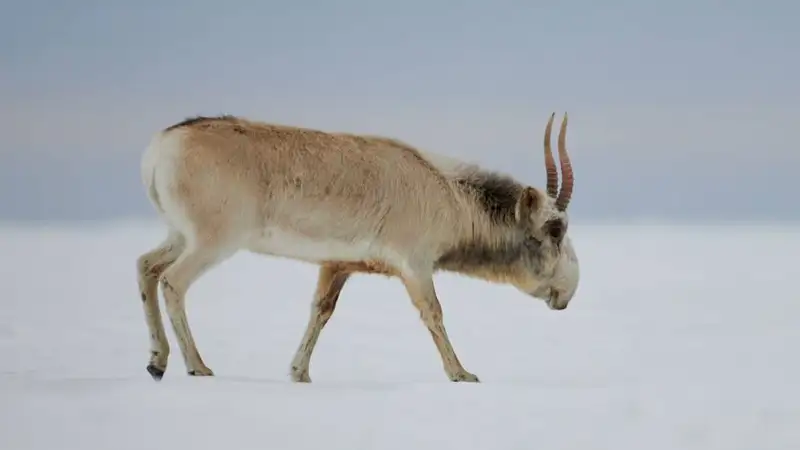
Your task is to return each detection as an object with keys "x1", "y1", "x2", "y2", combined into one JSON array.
[{"x1": 543, "y1": 112, "x2": 574, "y2": 211}]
